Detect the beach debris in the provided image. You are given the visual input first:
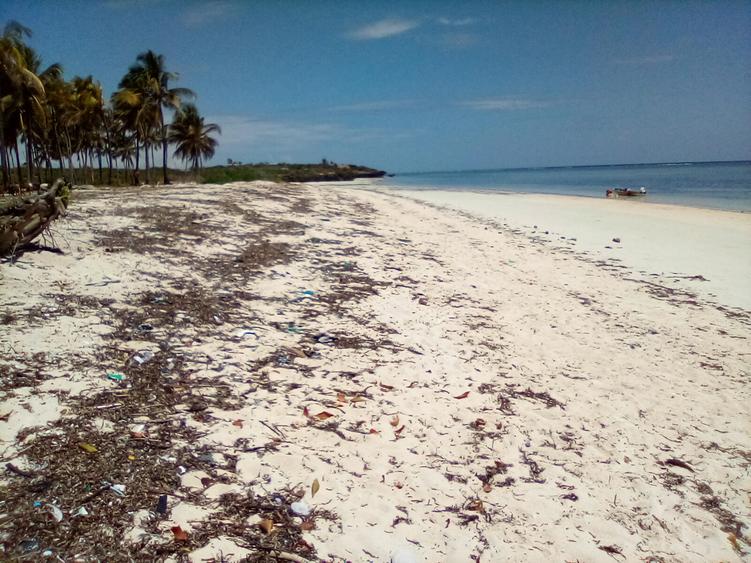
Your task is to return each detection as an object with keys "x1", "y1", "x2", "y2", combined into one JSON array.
[
  {"x1": 390, "y1": 415, "x2": 400, "y2": 427},
  {"x1": 45, "y1": 504, "x2": 64, "y2": 522},
  {"x1": 472, "y1": 418, "x2": 486, "y2": 429},
  {"x1": 107, "y1": 372, "x2": 125, "y2": 382},
  {"x1": 259, "y1": 518, "x2": 275, "y2": 534},
  {"x1": 156, "y1": 495, "x2": 168, "y2": 515},
  {"x1": 663, "y1": 458, "x2": 694, "y2": 472},
  {"x1": 311, "y1": 478, "x2": 320, "y2": 498},
  {"x1": 290, "y1": 500, "x2": 311, "y2": 516},
  {"x1": 131, "y1": 350, "x2": 154, "y2": 365},
  {"x1": 287, "y1": 323, "x2": 303, "y2": 334},
  {"x1": 418, "y1": 297, "x2": 428, "y2": 305},
  {"x1": 235, "y1": 328, "x2": 259, "y2": 340},
  {"x1": 466, "y1": 499, "x2": 484, "y2": 512},
  {"x1": 109, "y1": 484, "x2": 126, "y2": 496},
  {"x1": 0, "y1": 178, "x2": 71, "y2": 257},
  {"x1": 312, "y1": 411, "x2": 335, "y2": 421},
  {"x1": 314, "y1": 333, "x2": 337, "y2": 344},
  {"x1": 598, "y1": 544, "x2": 624, "y2": 558},
  {"x1": 454, "y1": 391, "x2": 470, "y2": 399},
  {"x1": 137, "y1": 322, "x2": 154, "y2": 332},
  {"x1": 394, "y1": 425, "x2": 405, "y2": 435},
  {"x1": 17, "y1": 539, "x2": 40, "y2": 554},
  {"x1": 232, "y1": 419, "x2": 244, "y2": 428},
  {"x1": 612, "y1": 237, "x2": 621, "y2": 243},
  {"x1": 71, "y1": 506, "x2": 89, "y2": 518},
  {"x1": 171, "y1": 526, "x2": 189, "y2": 541},
  {"x1": 78, "y1": 442, "x2": 98, "y2": 454},
  {"x1": 561, "y1": 493, "x2": 579, "y2": 501}
]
